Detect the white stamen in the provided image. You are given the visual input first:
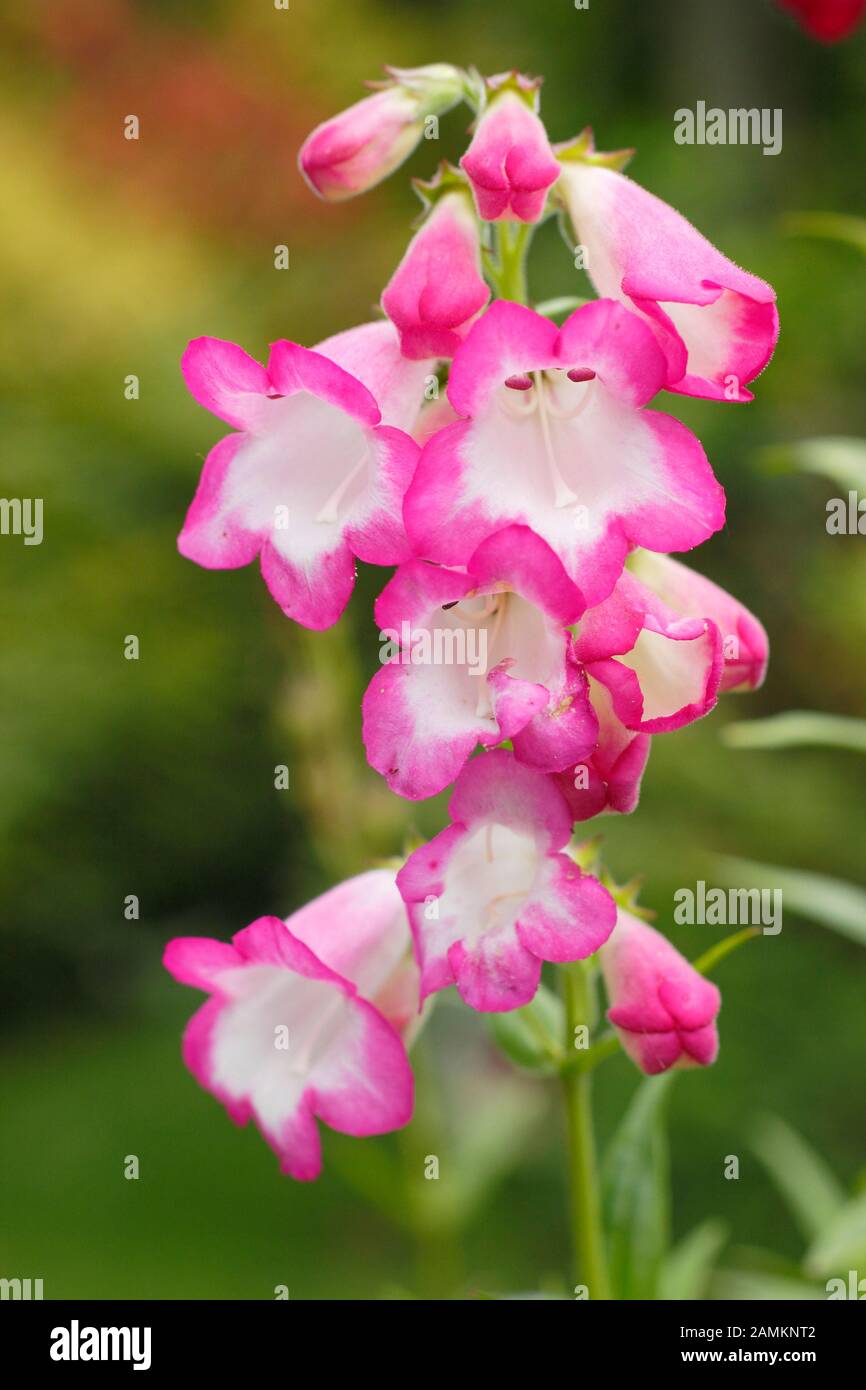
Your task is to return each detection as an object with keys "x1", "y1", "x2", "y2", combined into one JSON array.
[
  {"x1": 483, "y1": 888, "x2": 533, "y2": 930},
  {"x1": 533, "y1": 371, "x2": 581, "y2": 509}
]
